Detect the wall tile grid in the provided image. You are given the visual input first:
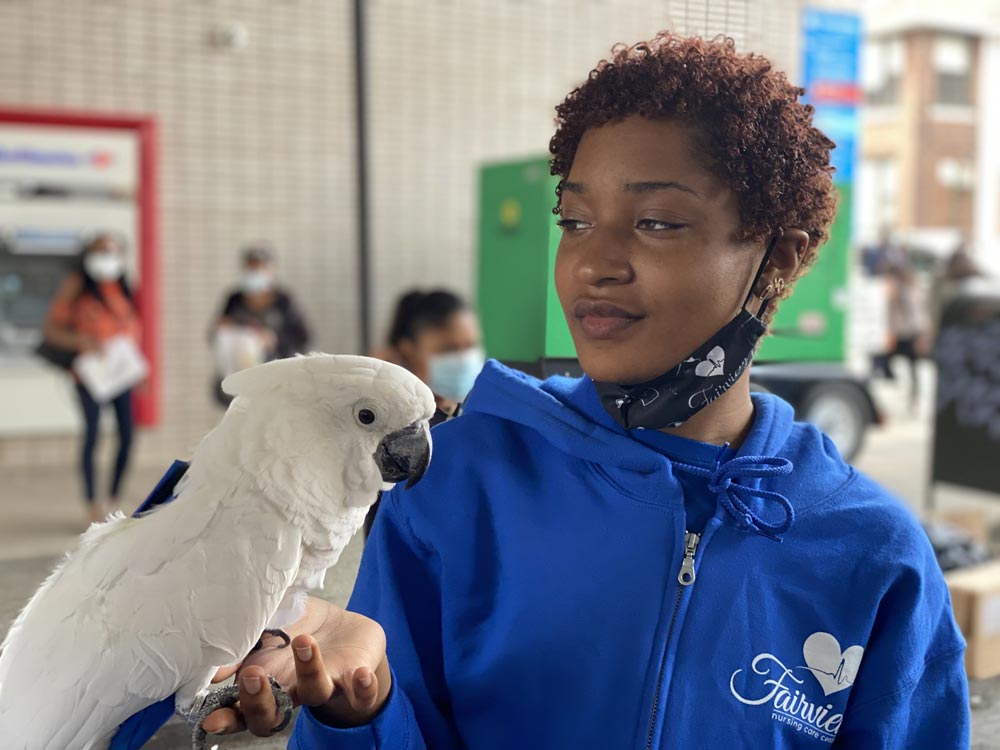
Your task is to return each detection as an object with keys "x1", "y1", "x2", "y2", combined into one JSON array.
[{"x1": 0, "y1": 0, "x2": 797, "y2": 470}]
